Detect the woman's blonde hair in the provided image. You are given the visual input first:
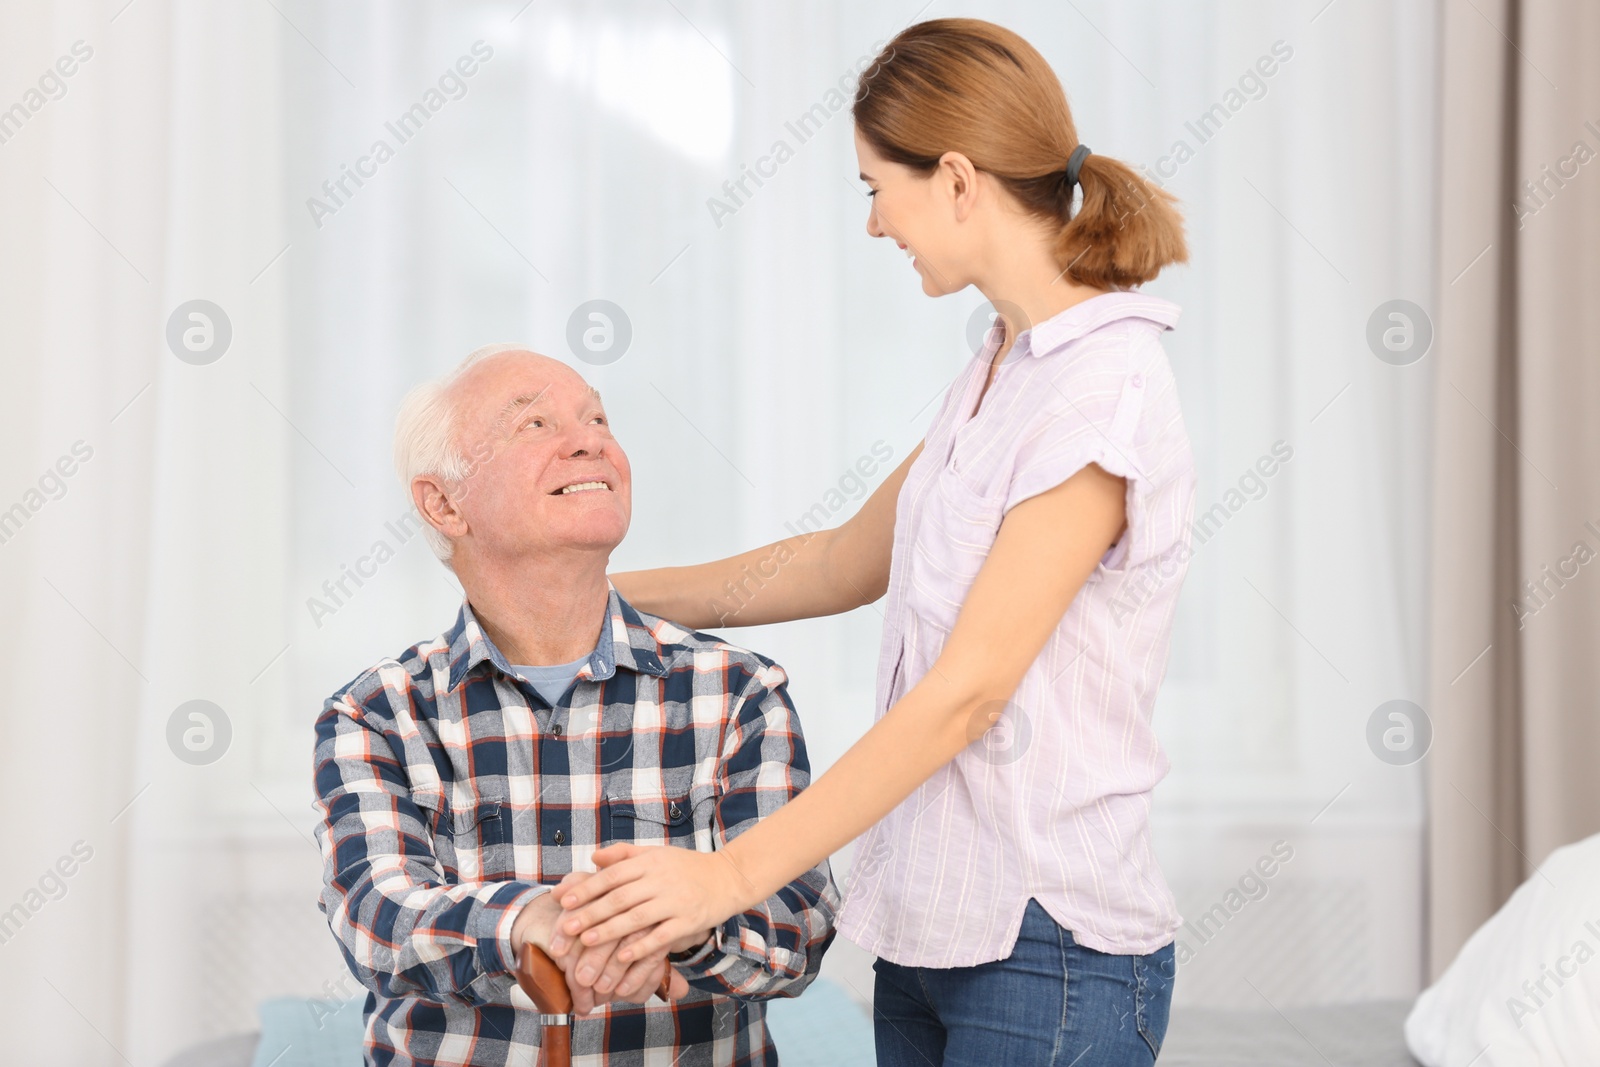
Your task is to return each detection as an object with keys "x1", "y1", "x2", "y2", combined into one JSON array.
[{"x1": 853, "y1": 17, "x2": 1188, "y2": 289}]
